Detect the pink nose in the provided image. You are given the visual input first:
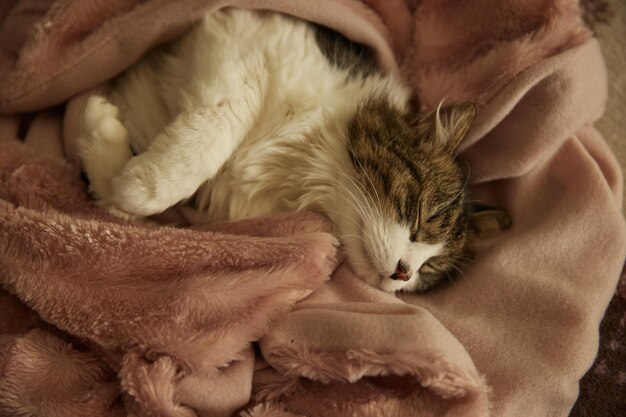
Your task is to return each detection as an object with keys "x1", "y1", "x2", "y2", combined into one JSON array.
[{"x1": 390, "y1": 260, "x2": 411, "y2": 281}]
